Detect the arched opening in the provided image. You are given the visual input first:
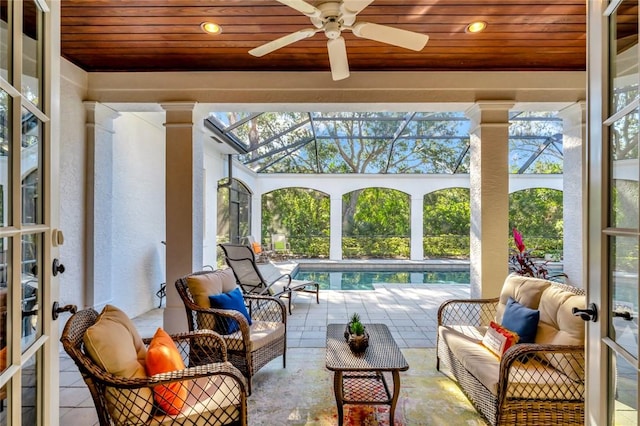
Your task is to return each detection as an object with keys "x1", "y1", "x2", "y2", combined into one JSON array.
[
  {"x1": 342, "y1": 188, "x2": 410, "y2": 259},
  {"x1": 423, "y1": 188, "x2": 470, "y2": 258}
]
